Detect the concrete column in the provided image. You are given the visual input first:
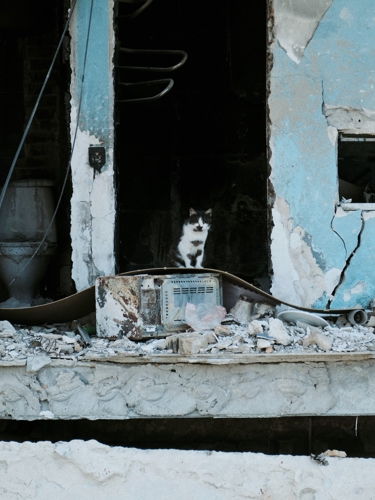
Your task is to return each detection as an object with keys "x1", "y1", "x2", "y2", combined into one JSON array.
[{"x1": 69, "y1": 0, "x2": 116, "y2": 291}]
